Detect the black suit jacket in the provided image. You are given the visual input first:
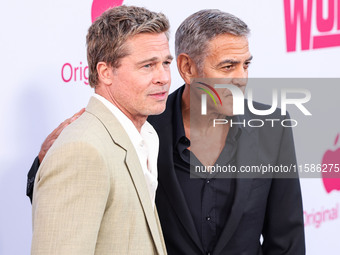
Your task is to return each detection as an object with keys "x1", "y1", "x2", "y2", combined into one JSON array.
[
  {"x1": 148, "y1": 86, "x2": 305, "y2": 255},
  {"x1": 27, "y1": 86, "x2": 305, "y2": 255}
]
